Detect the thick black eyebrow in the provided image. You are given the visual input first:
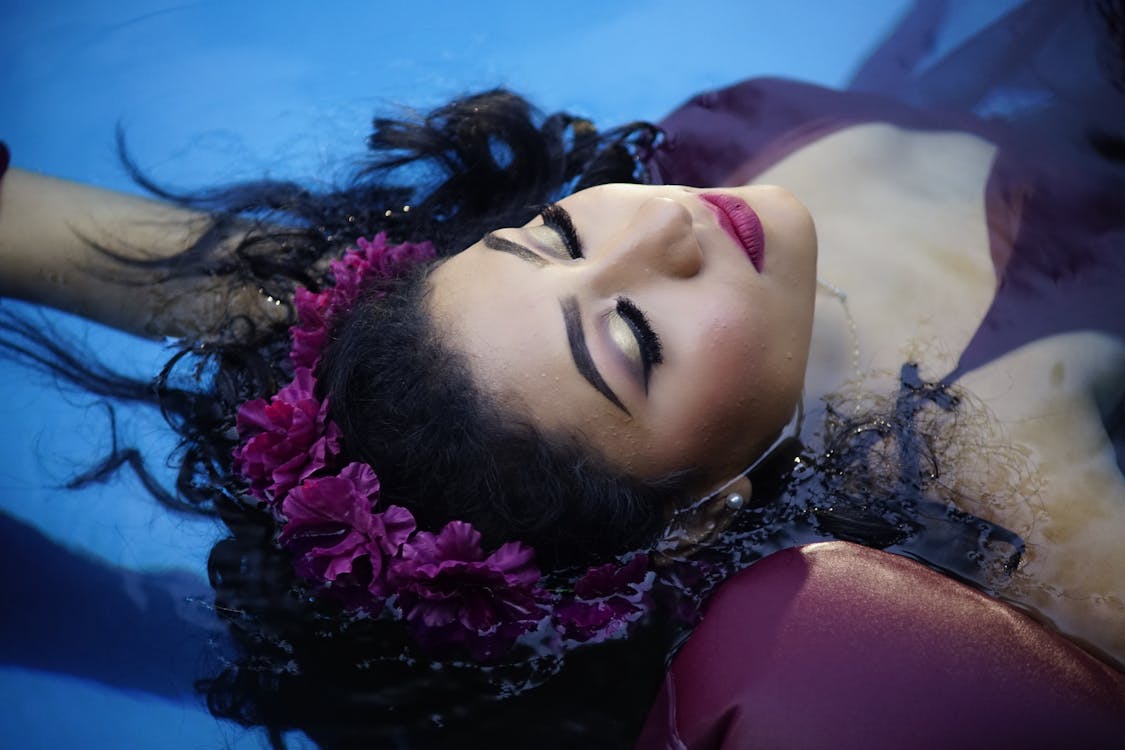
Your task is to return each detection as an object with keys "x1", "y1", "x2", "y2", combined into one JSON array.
[
  {"x1": 483, "y1": 232, "x2": 547, "y2": 267},
  {"x1": 560, "y1": 296, "x2": 630, "y2": 416}
]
